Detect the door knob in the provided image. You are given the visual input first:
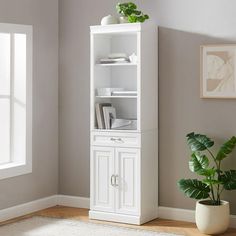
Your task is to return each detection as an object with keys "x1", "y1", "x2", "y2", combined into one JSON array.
[{"x1": 110, "y1": 175, "x2": 116, "y2": 186}]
